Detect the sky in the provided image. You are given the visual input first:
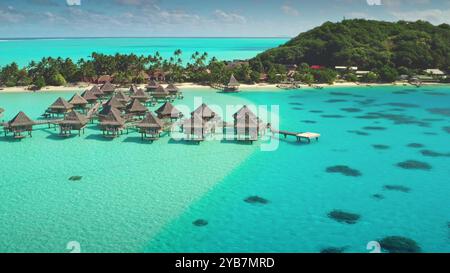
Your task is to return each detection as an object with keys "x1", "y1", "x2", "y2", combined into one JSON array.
[{"x1": 0, "y1": 0, "x2": 449, "y2": 38}]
